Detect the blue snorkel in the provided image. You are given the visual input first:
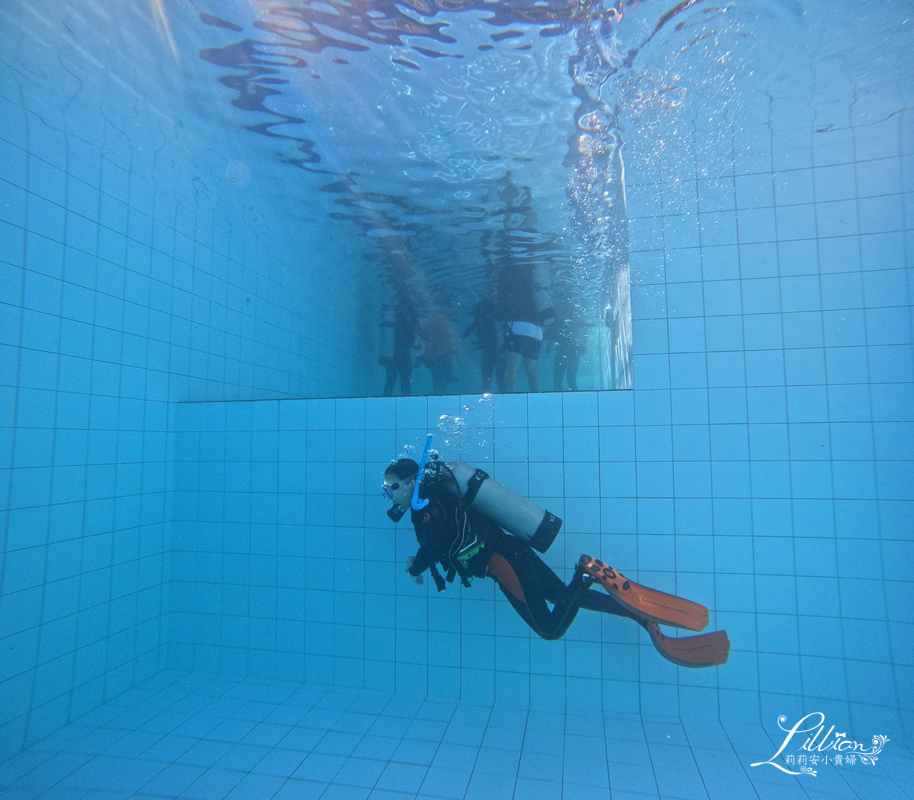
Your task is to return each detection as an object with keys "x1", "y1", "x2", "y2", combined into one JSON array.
[{"x1": 411, "y1": 434, "x2": 434, "y2": 511}]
